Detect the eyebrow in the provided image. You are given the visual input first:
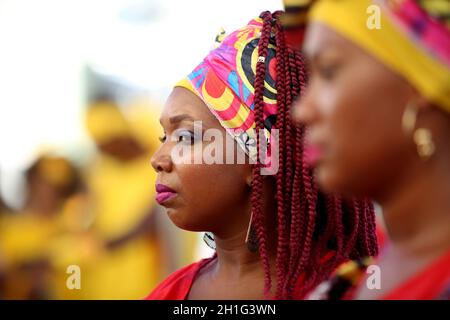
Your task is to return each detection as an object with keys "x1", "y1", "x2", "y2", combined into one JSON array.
[
  {"x1": 169, "y1": 113, "x2": 196, "y2": 124},
  {"x1": 305, "y1": 46, "x2": 344, "y2": 69},
  {"x1": 159, "y1": 114, "x2": 195, "y2": 126},
  {"x1": 306, "y1": 36, "x2": 350, "y2": 62},
  {"x1": 304, "y1": 42, "x2": 328, "y2": 61}
]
